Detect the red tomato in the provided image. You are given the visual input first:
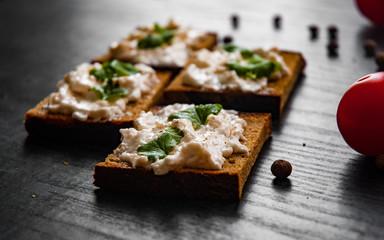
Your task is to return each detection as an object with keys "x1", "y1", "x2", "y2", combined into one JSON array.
[
  {"x1": 355, "y1": 0, "x2": 384, "y2": 25},
  {"x1": 337, "y1": 72, "x2": 384, "y2": 157}
]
